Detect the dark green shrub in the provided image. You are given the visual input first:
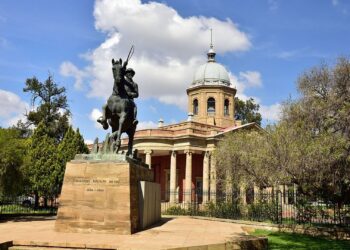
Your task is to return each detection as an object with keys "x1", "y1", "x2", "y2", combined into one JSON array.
[
  {"x1": 204, "y1": 201, "x2": 242, "y2": 219},
  {"x1": 247, "y1": 201, "x2": 278, "y2": 222},
  {"x1": 164, "y1": 205, "x2": 188, "y2": 215}
]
